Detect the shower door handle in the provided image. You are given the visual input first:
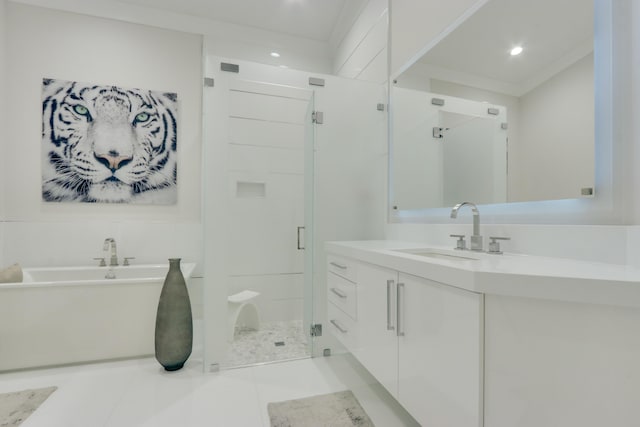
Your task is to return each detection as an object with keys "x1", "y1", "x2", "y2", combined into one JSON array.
[
  {"x1": 387, "y1": 279, "x2": 395, "y2": 331},
  {"x1": 330, "y1": 319, "x2": 348, "y2": 334},
  {"x1": 330, "y1": 288, "x2": 347, "y2": 299},
  {"x1": 297, "y1": 226, "x2": 305, "y2": 250}
]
